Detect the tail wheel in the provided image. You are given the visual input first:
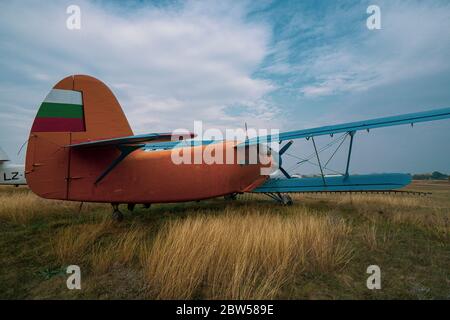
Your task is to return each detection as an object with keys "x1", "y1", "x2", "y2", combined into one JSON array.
[{"x1": 224, "y1": 193, "x2": 238, "y2": 201}]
